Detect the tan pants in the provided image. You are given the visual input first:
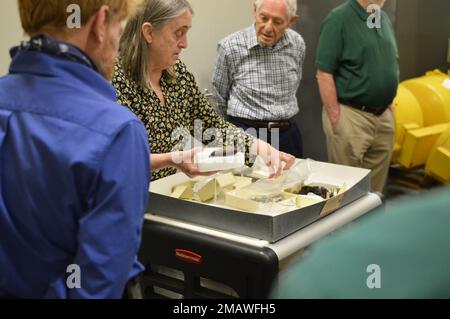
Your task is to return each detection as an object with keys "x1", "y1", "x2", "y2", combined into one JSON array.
[{"x1": 322, "y1": 104, "x2": 395, "y2": 193}]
